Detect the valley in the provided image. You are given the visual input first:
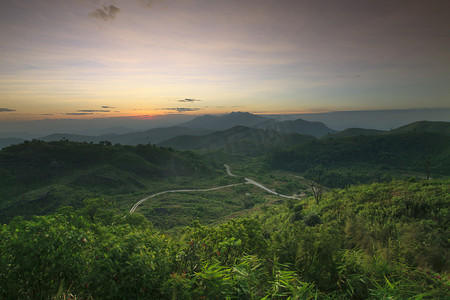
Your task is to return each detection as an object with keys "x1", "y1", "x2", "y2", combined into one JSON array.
[{"x1": 0, "y1": 113, "x2": 449, "y2": 299}]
